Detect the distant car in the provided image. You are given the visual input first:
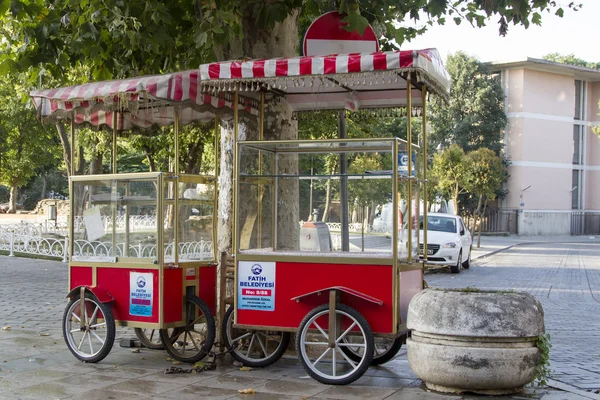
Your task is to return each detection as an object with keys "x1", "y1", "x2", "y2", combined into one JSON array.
[{"x1": 418, "y1": 213, "x2": 472, "y2": 273}]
